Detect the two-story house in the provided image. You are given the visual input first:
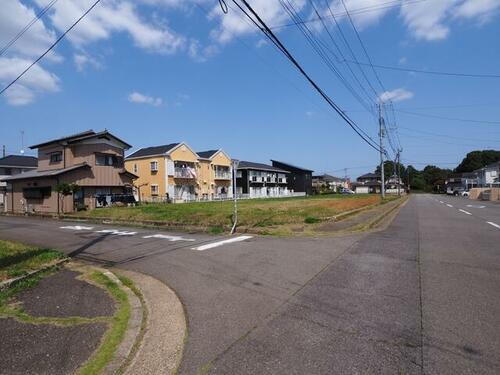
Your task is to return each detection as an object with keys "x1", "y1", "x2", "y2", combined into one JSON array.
[
  {"x1": 0, "y1": 155, "x2": 38, "y2": 209},
  {"x1": 352, "y1": 172, "x2": 381, "y2": 194},
  {"x1": 125, "y1": 143, "x2": 233, "y2": 202},
  {"x1": 196, "y1": 149, "x2": 233, "y2": 200},
  {"x1": 475, "y1": 161, "x2": 500, "y2": 187},
  {"x1": 235, "y1": 161, "x2": 290, "y2": 198},
  {"x1": 270, "y1": 160, "x2": 314, "y2": 196},
  {"x1": 1, "y1": 130, "x2": 136, "y2": 214},
  {"x1": 312, "y1": 174, "x2": 349, "y2": 193}
]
